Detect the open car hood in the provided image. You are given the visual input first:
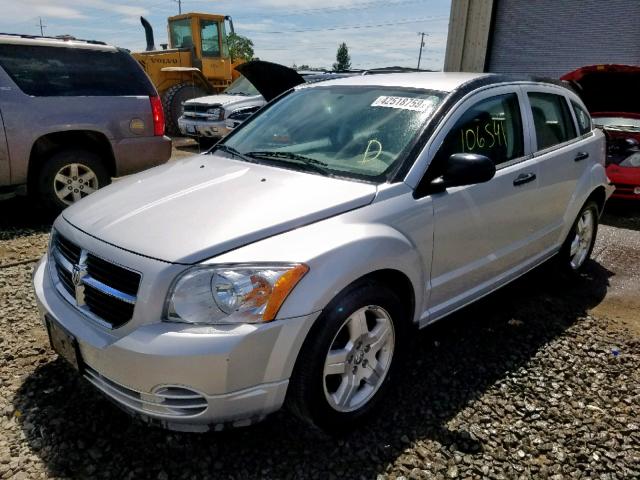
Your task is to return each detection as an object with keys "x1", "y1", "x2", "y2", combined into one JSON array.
[
  {"x1": 561, "y1": 64, "x2": 640, "y2": 115},
  {"x1": 235, "y1": 60, "x2": 305, "y2": 102}
]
